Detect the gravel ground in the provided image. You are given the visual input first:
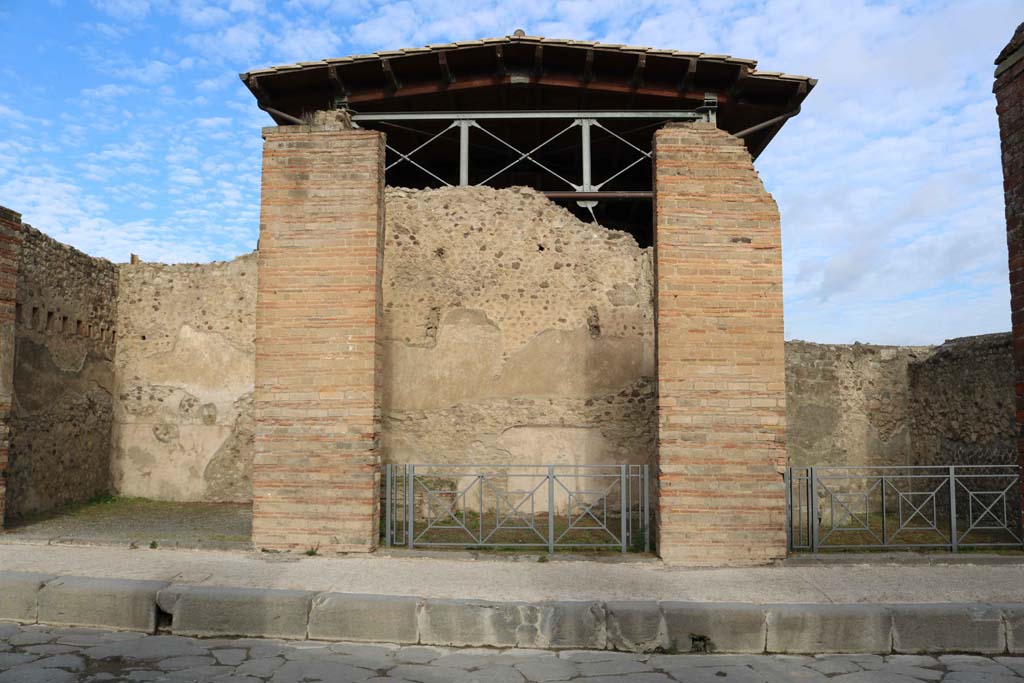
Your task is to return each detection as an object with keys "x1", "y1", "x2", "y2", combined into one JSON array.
[{"x1": 4, "y1": 500, "x2": 251, "y2": 550}]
